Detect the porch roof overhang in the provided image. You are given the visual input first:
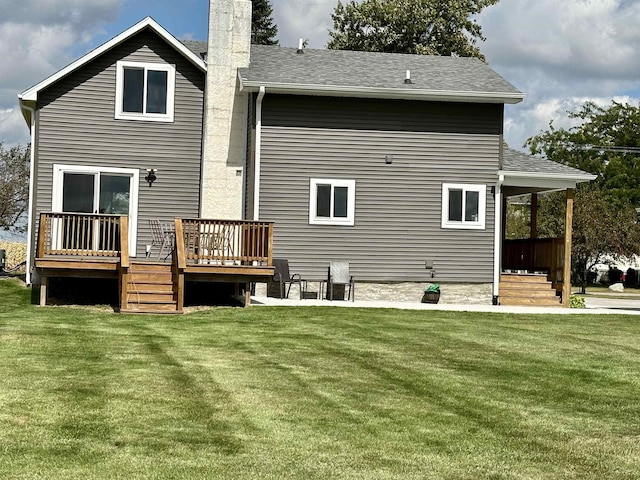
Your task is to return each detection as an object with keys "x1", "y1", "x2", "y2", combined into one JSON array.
[{"x1": 500, "y1": 148, "x2": 596, "y2": 194}]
